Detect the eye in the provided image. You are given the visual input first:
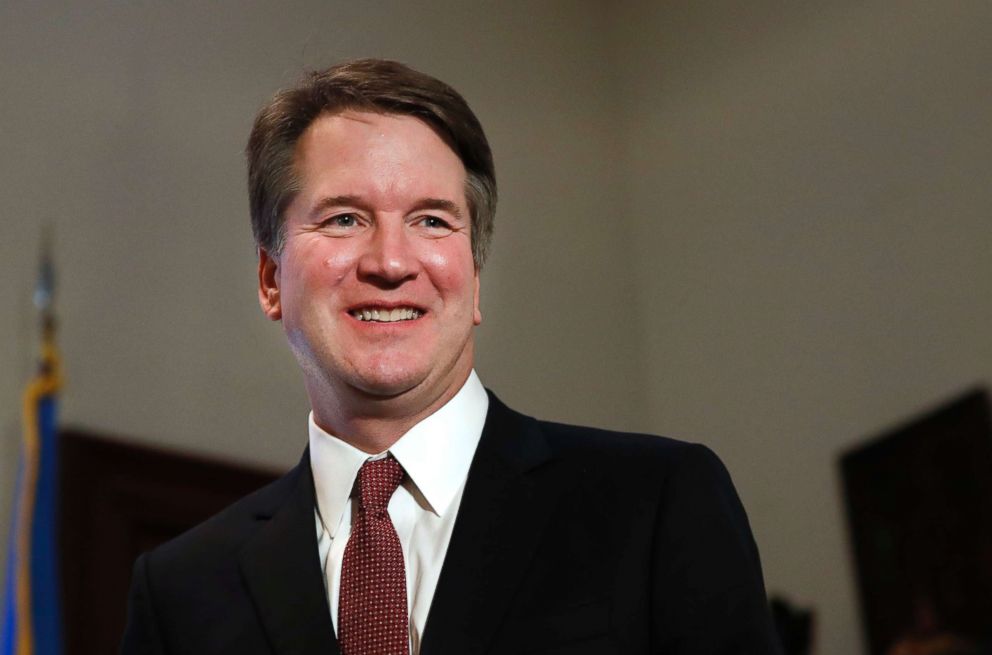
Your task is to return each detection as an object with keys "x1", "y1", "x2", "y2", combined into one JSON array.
[
  {"x1": 330, "y1": 213, "x2": 357, "y2": 227},
  {"x1": 419, "y1": 215, "x2": 452, "y2": 230},
  {"x1": 317, "y1": 213, "x2": 364, "y2": 234}
]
